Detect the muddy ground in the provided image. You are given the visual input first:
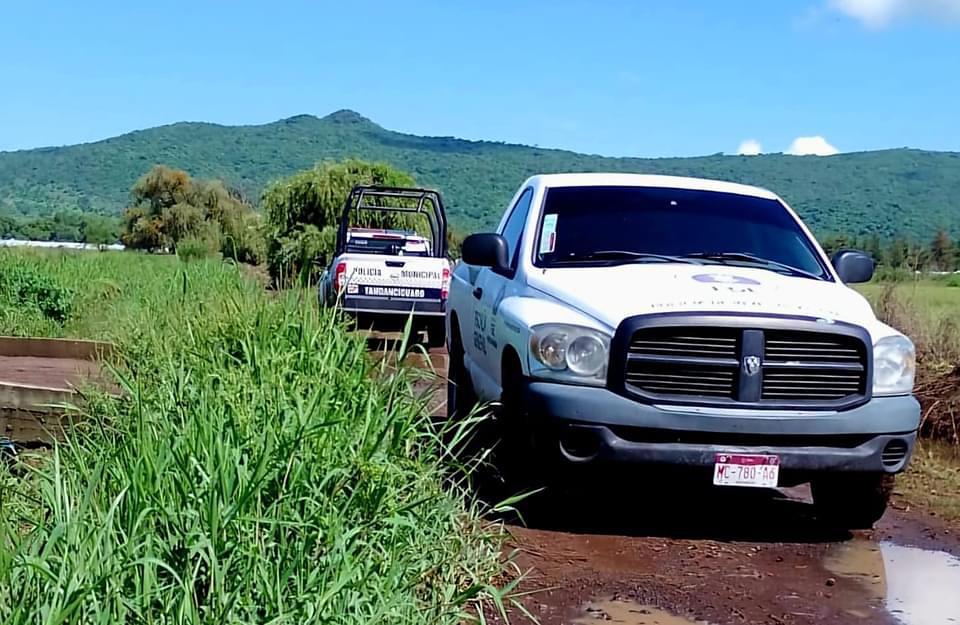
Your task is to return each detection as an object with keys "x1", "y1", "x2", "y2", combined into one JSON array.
[{"x1": 392, "y1": 338, "x2": 960, "y2": 625}]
